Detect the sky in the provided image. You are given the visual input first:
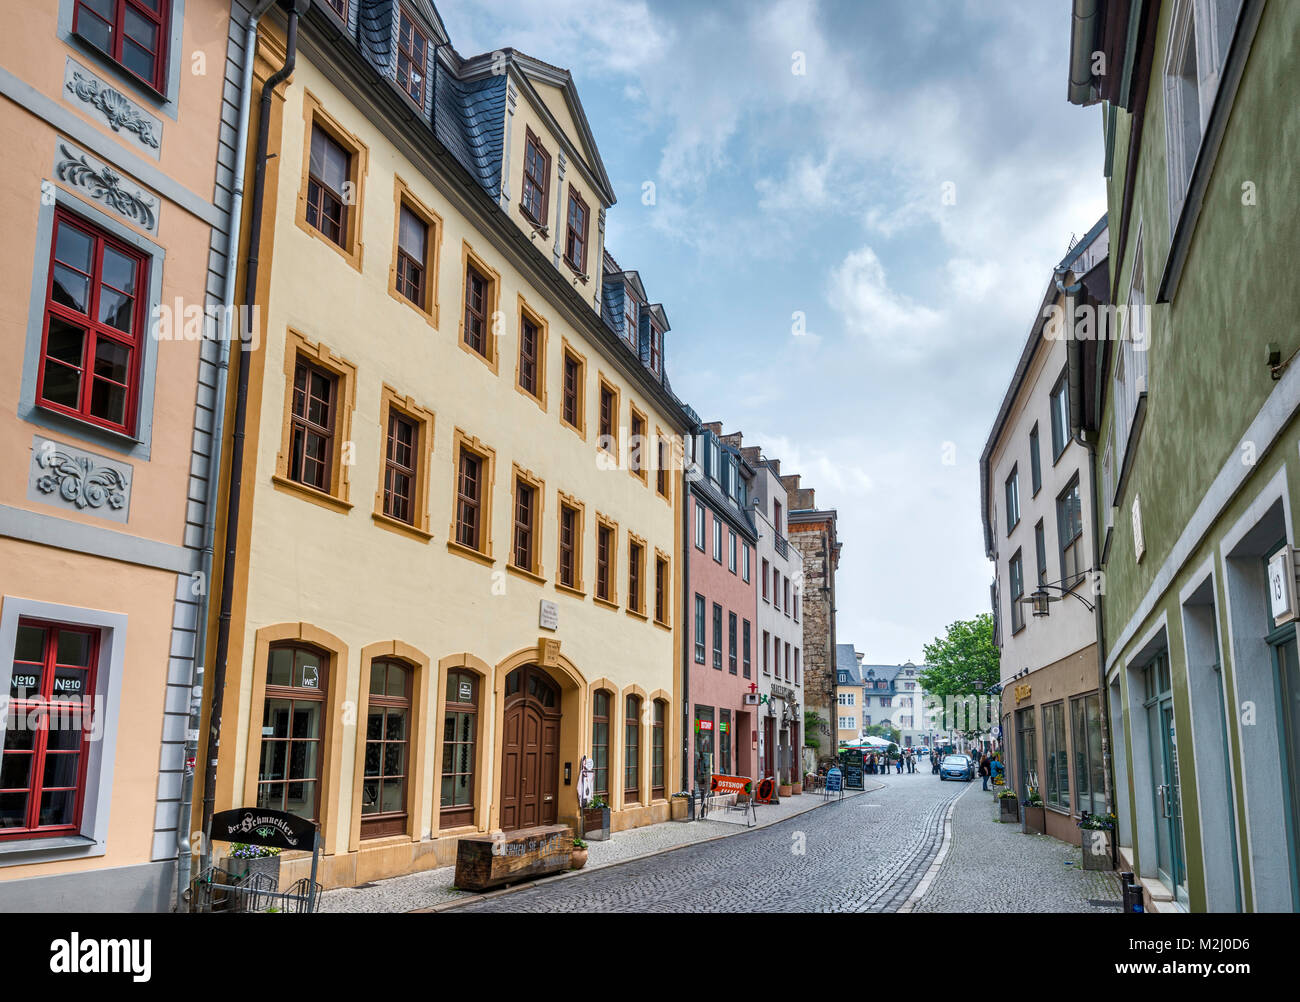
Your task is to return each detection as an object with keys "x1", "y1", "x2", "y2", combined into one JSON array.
[{"x1": 438, "y1": 0, "x2": 1108, "y2": 663}]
